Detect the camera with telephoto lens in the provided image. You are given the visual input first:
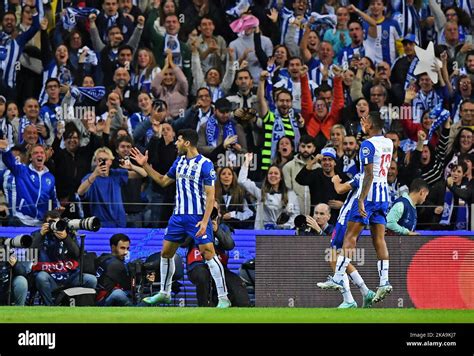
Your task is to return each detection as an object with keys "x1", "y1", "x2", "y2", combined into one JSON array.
[
  {"x1": 0, "y1": 234, "x2": 33, "y2": 248},
  {"x1": 49, "y1": 217, "x2": 101, "y2": 232},
  {"x1": 48, "y1": 219, "x2": 68, "y2": 232},
  {"x1": 67, "y1": 217, "x2": 101, "y2": 232}
]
